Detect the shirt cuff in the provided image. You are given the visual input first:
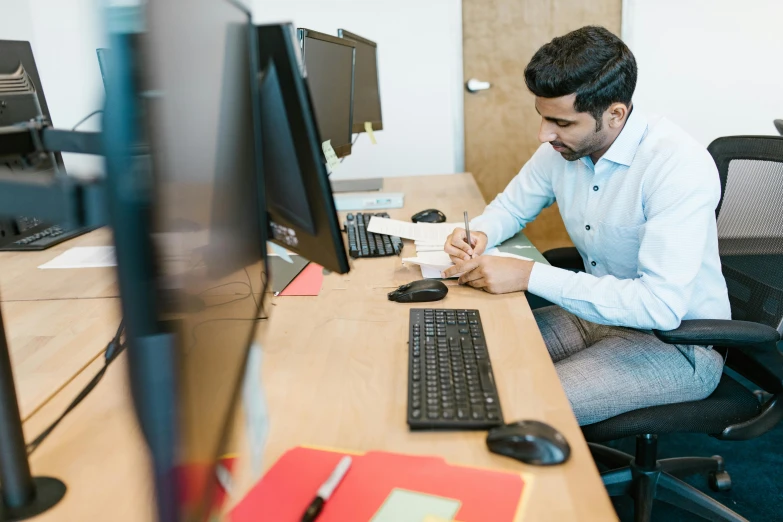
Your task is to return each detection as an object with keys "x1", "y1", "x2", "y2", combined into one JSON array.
[
  {"x1": 527, "y1": 262, "x2": 569, "y2": 306},
  {"x1": 469, "y1": 216, "x2": 501, "y2": 249}
]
